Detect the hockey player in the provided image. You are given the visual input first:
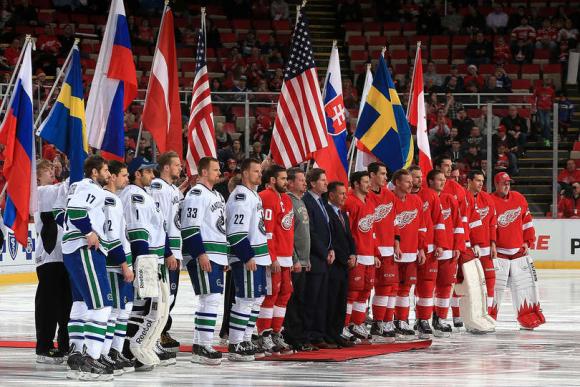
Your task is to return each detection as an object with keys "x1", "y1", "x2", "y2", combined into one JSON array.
[
  {"x1": 182, "y1": 157, "x2": 226, "y2": 365},
  {"x1": 120, "y1": 157, "x2": 175, "y2": 370},
  {"x1": 256, "y1": 165, "x2": 295, "y2": 355},
  {"x1": 226, "y1": 158, "x2": 271, "y2": 361},
  {"x1": 149, "y1": 151, "x2": 183, "y2": 352},
  {"x1": 368, "y1": 162, "x2": 398, "y2": 341},
  {"x1": 409, "y1": 166, "x2": 446, "y2": 338},
  {"x1": 426, "y1": 169, "x2": 464, "y2": 337},
  {"x1": 467, "y1": 170, "x2": 497, "y2": 315},
  {"x1": 490, "y1": 172, "x2": 545, "y2": 329},
  {"x1": 392, "y1": 169, "x2": 426, "y2": 340},
  {"x1": 343, "y1": 171, "x2": 379, "y2": 340},
  {"x1": 102, "y1": 161, "x2": 135, "y2": 373},
  {"x1": 34, "y1": 160, "x2": 71, "y2": 364},
  {"x1": 62, "y1": 156, "x2": 114, "y2": 380}
]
